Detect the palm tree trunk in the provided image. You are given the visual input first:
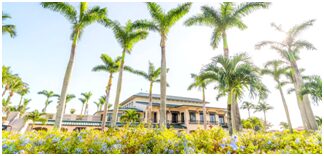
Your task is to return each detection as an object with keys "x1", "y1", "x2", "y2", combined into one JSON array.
[
  {"x1": 6, "y1": 93, "x2": 13, "y2": 105},
  {"x1": 18, "y1": 95, "x2": 23, "y2": 107},
  {"x1": 291, "y1": 61, "x2": 317, "y2": 130},
  {"x1": 202, "y1": 88, "x2": 207, "y2": 130},
  {"x1": 148, "y1": 82, "x2": 153, "y2": 126},
  {"x1": 101, "y1": 73, "x2": 113, "y2": 130},
  {"x1": 234, "y1": 97, "x2": 242, "y2": 131},
  {"x1": 54, "y1": 33, "x2": 79, "y2": 130},
  {"x1": 42, "y1": 99, "x2": 49, "y2": 113},
  {"x1": 111, "y1": 49, "x2": 126, "y2": 127},
  {"x1": 222, "y1": 32, "x2": 229, "y2": 58},
  {"x1": 278, "y1": 84, "x2": 293, "y2": 133},
  {"x1": 2, "y1": 87, "x2": 8, "y2": 97},
  {"x1": 160, "y1": 35, "x2": 167, "y2": 128},
  {"x1": 84, "y1": 102, "x2": 89, "y2": 115},
  {"x1": 227, "y1": 90, "x2": 233, "y2": 135},
  {"x1": 80, "y1": 104, "x2": 84, "y2": 115}
]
